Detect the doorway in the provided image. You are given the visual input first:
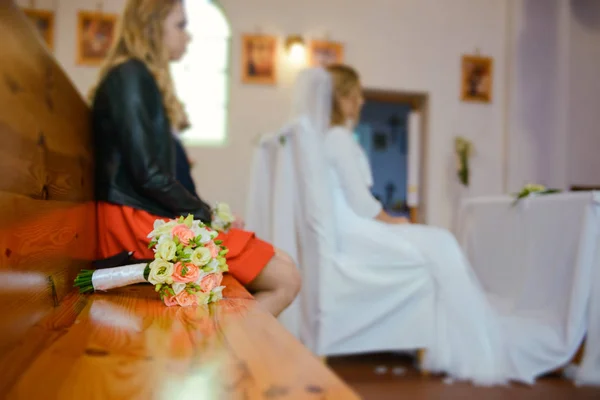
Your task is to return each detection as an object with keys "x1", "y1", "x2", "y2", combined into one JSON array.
[{"x1": 355, "y1": 90, "x2": 428, "y2": 223}]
